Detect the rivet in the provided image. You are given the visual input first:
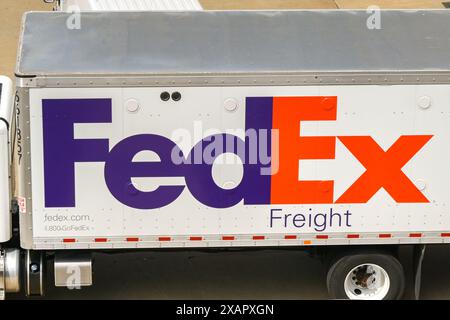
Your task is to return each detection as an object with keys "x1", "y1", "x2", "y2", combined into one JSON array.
[
  {"x1": 418, "y1": 95, "x2": 432, "y2": 109},
  {"x1": 224, "y1": 98, "x2": 238, "y2": 112},
  {"x1": 223, "y1": 181, "x2": 237, "y2": 190},
  {"x1": 125, "y1": 99, "x2": 140, "y2": 113},
  {"x1": 415, "y1": 179, "x2": 427, "y2": 191}
]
